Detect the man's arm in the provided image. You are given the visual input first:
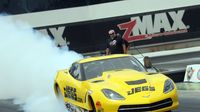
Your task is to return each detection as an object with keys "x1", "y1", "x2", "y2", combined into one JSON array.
[
  {"x1": 105, "y1": 39, "x2": 110, "y2": 55},
  {"x1": 121, "y1": 38, "x2": 127, "y2": 54},
  {"x1": 126, "y1": 44, "x2": 130, "y2": 54},
  {"x1": 124, "y1": 39, "x2": 130, "y2": 54},
  {"x1": 122, "y1": 44, "x2": 127, "y2": 54}
]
